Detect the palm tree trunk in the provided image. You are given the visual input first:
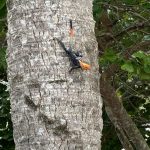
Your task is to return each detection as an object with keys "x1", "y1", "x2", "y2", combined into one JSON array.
[{"x1": 7, "y1": 0, "x2": 102, "y2": 149}]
